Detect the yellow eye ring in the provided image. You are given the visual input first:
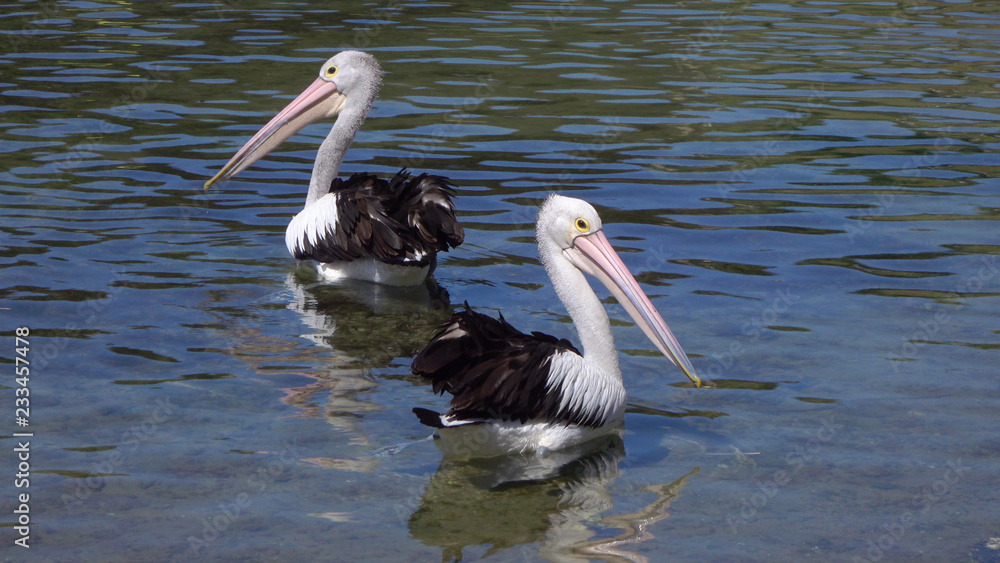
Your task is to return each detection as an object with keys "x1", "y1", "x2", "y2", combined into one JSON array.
[
  {"x1": 574, "y1": 218, "x2": 590, "y2": 233},
  {"x1": 324, "y1": 65, "x2": 338, "y2": 78}
]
